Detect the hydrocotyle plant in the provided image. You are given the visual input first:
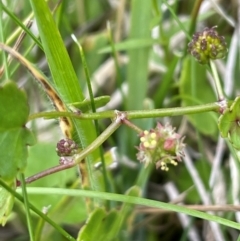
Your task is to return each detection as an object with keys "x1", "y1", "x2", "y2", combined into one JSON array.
[{"x1": 0, "y1": 1, "x2": 240, "y2": 241}]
